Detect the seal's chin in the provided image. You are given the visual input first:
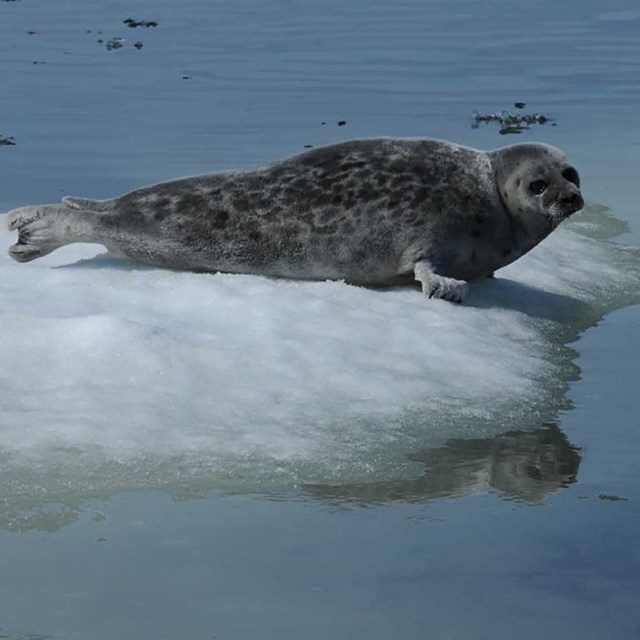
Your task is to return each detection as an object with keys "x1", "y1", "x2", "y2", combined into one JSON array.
[{"x1": 547, "y1": 199, "x2": 584, "y2": 227}]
